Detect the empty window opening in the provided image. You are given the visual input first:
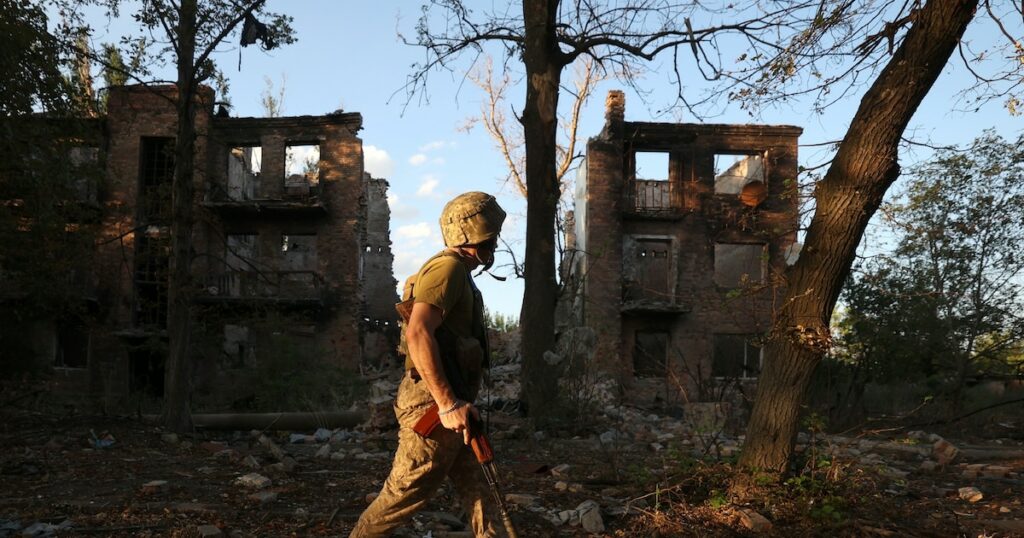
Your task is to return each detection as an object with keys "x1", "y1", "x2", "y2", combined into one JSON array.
[
  {"x1": 68, "y1": 146, "x2": 100, "y2": 202},
  {"x1": 227, "y1": 146, "x2": 261, "y2": 200},
  {"x1": 226, "y1": 234, "x2": 259, "y2": 271},
  {"x1": 635, "y1": 152, "x2": 670, "y2": 181},
  {"x1": 712, "y1": 334, "x2": 762, "y2": 379},
  {"x1": 284, "y1": 143, "x2": 320, "y2": 187},
  {"x1": 223, "y1": 324, "x2": 252, "y2": 369},
  {"x1": 634, "y1": 330, "x2": 669, "y2": 377},
  {"x1": 714, "y1": 153, "x2": 765, "y2": 194},
  {"x1": 68, "y1": 146, "x2": 99, "y2": 166},
  {"x1": 139, "y1": 137, "x2": 174, "y2": 221},
  {"x1": 54, "y1": 323, "x2": 89, "y2": 369},
  {"x1": 714, "y1": 243, "x2": 765, "y2": 287},
  {"x1": 129, "y1": 347, "x2": 164, "y2": 396},
  {"x1": 633, "y1": 151, "x2": 674, "y2": 210},
  {"x1": 625, "y1": 238, "x2": 672, "y2": 301},
  {"x1": 134, "y1": 229, "x2": 170, "y2": 328},
  {"x1": 281, "y1": 234, "x2": 318, "y2": 271}
]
